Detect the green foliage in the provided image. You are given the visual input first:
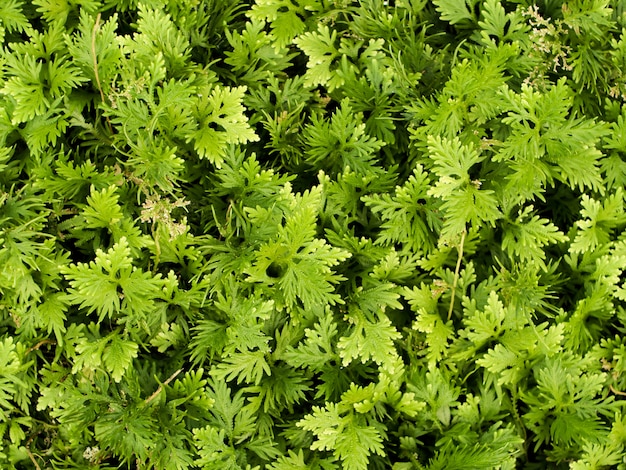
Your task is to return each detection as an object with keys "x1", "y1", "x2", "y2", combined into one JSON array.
[
  {"x1": 72, "y1": 327, "x2": 139, "y2": 382},
  {"x1": 301, "y1": 100, "x2": 385, "y2": 176},
  {"x1": 434, "y1": 0, "x2": 480, "y2": 26},
  {"x1": 61, "y1": 237, "x2": 166, "y2": 328},
  {"x1": 186, "y1": 85, "x2": 260, "y2": 167},
  {"x1": 2, "y1": 0, "x2": 626, "y2": 468},
  {"x1": 245, "y1": 184, "x2": 351, "y2": 311},
  {"x1": 297, "y1": 401, "x2": 385, "y2": 470},
  {"x1": 427, "y1": 135, "x2": 502, "y2": 239},
  {"x1": 363, "y1": 164, "x2": 439, "y2": 253},
  {"x1": 520, "y1": 354, "x2": 616, "y2": 460},
  {"x1": 501, "y1": 205, "x2": 568, "y2": 270},
  {"x1": 249, "y1": 0, "x2": 328, "y2": 49}
]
